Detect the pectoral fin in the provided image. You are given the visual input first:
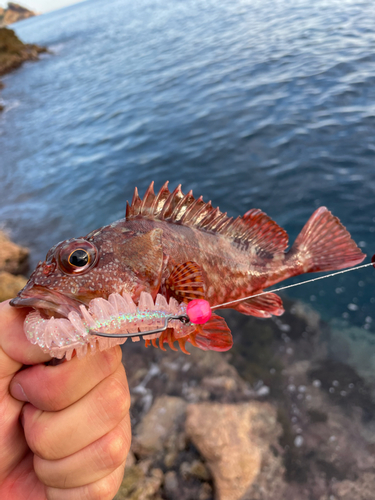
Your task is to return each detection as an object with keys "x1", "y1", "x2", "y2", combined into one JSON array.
[{"x1": 165, "y1": 261, "x2": 205, "y2": 302}]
